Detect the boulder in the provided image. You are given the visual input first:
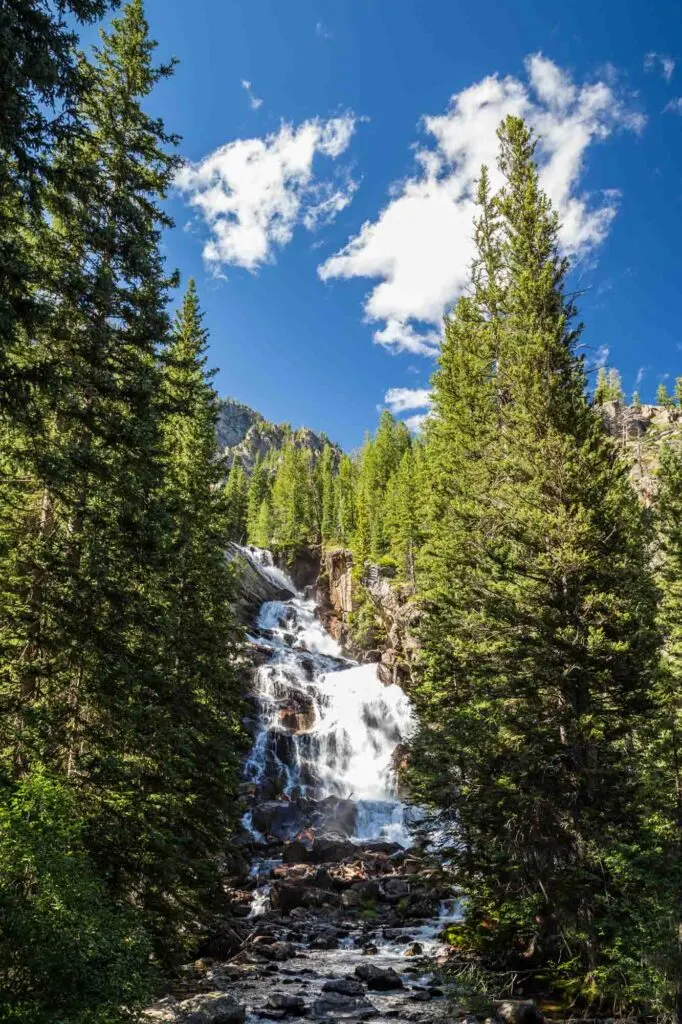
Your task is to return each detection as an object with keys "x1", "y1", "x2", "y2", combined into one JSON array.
[
  {"x1": 265, "y1": 994, "x2": 308, "y2": 1016},
  {"x1": 282, "y1": 840, "x2": 314, "y2": 864},
  {"x1": 312, "y1": 991, "x2": 376, "y2": 1019},
  {"x1": 322, "y1": 979, "x2": 366, "y2": 997},
  {"x1": 354, "y1": 965, "x2": 404, "y2": 991},
  {"x1": 493, "y1": 1002, "x2": 543, "y2": 1024},
  {"x1": 383, "y1": 878, "x2": 410, "y2": 901},
  {"x1": 177, "y1": 992, "x2": 246, "y2": 1024},
  {"x1": 256, "y1": 941, "x2": 296, "y2": 962},
  {"x1": 251, "y1": 801, "x2": 306, "y2": 841},
  {"x1": 404, "y1": 942, "x2": 423, "y2": 957},
  {"x1": 311, "y1": 837, "x2": 358, "y2": 863}
]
